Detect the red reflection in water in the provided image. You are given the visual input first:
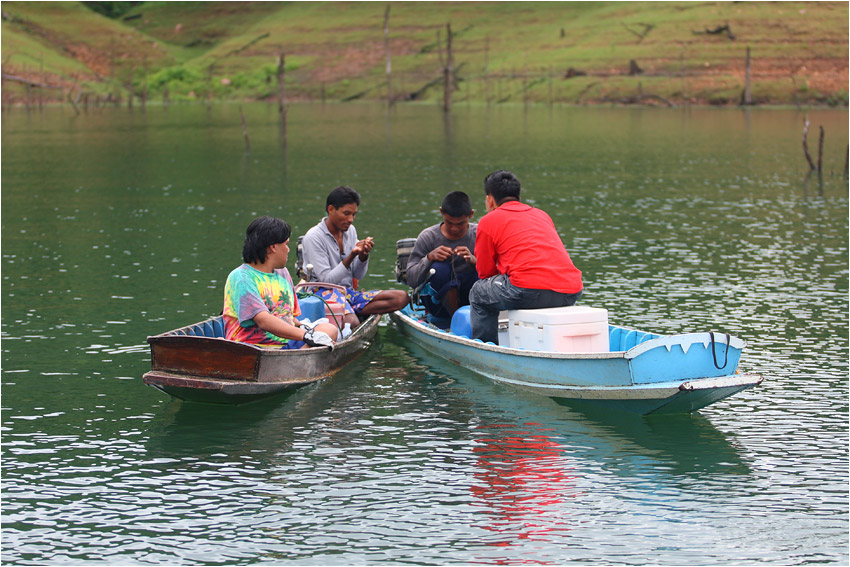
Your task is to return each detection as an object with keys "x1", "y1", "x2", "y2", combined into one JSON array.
[{"x1": 471, "y1": 422, "x2": 580, "y2": 555}]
